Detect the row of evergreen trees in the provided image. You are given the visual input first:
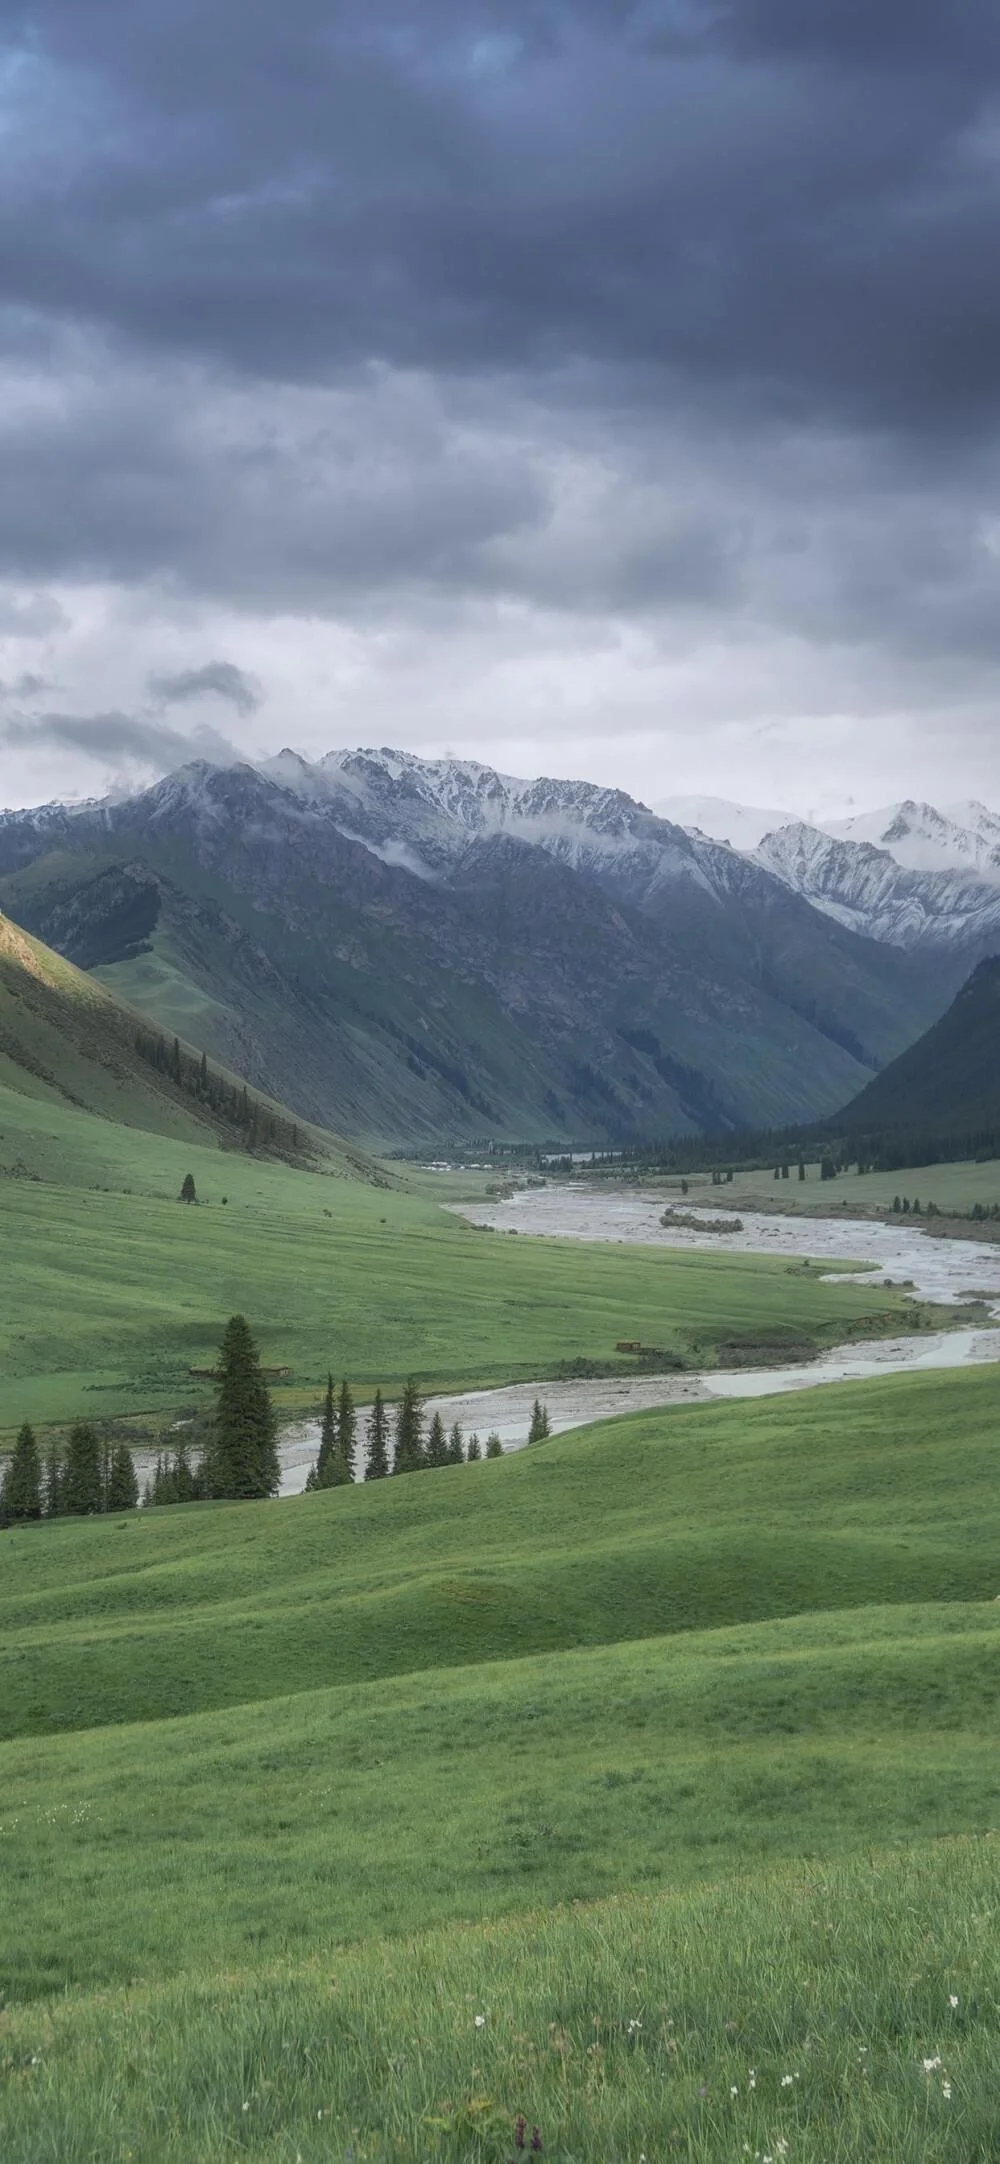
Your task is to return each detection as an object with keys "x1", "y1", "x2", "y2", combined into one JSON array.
[
  {"x1": 132, "y1": 1027, "x2": 303, "y2": 1156},
  {"x1": 0, "y1": 1422, "x2": 139, "y2": 1524},
  {"x1": 2, "y1": 1319, "x2": 555, "y2": 1526},
  {"x1": 305, "y1": 1380, "x2": 551, "y2": 1486}
]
